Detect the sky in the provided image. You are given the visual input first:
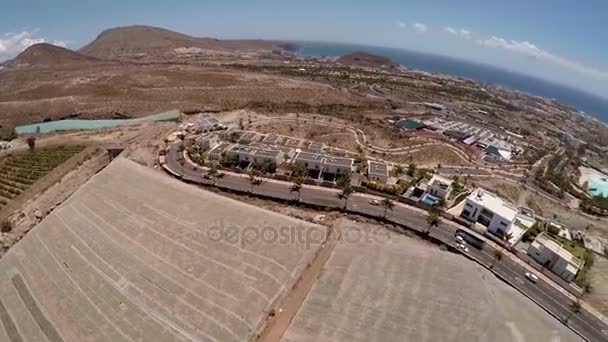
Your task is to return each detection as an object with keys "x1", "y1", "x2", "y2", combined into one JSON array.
[{"x1": 1, "y1": 0, "x2": 607, "y2": 98}]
